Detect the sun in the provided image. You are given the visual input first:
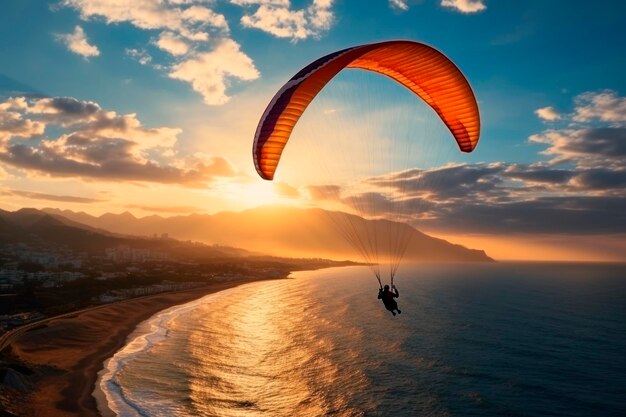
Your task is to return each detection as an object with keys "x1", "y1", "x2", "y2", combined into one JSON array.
[{"x1": 221, "y1": 178, "x2": 292, "y2": 208}]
